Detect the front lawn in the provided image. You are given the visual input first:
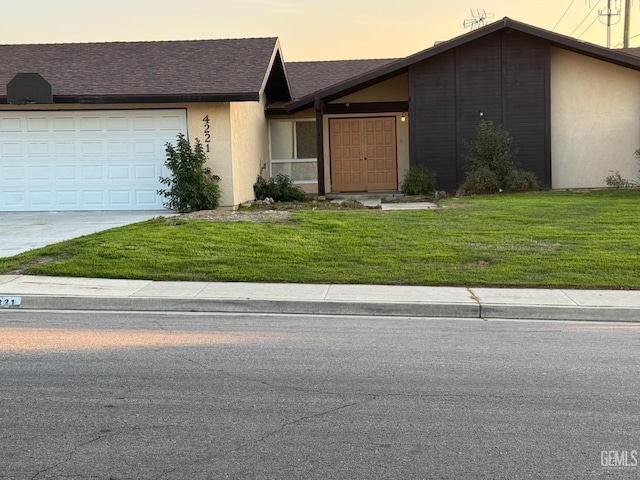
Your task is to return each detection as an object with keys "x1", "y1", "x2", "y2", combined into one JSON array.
[{"x1": 2, "y1": 190, "x2": 640, "y2": 289}]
